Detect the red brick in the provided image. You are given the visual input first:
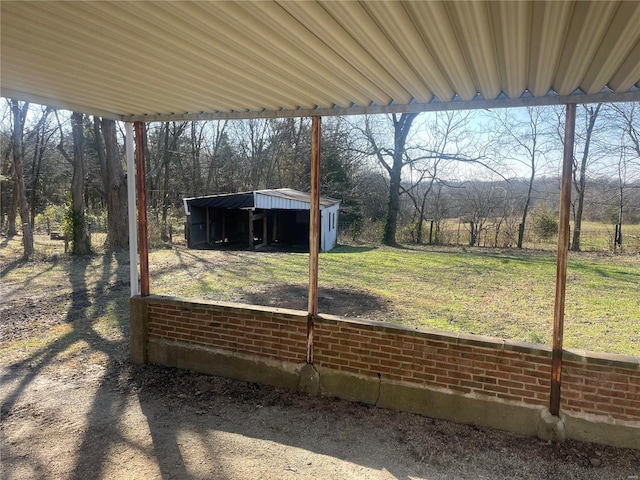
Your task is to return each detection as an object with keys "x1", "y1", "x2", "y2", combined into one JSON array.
[
  {"x1": 499, "y1": 380, "x2": 524, "y2": 390},
  {"x1": 483, "y1": 384, "x2": 509, "y2": 394},
  {"x1": 624, "y1": 408, "x2": 640, "y2": 418},
  {"x1": 486, "y1": 371, "x2": 510, "y2": 380},
  {"x1": 496, "y1": 365, "x2": 524, "y2": 375},
  {"x1": 460, "y1": 380, "x2": 484, "y2": 390},
  {"x1": 508, "y1": 388, "x2": 535, "y2": 398},
  {"x1": 379, "y1": 345, "x2": 402, "y2": 355},
  {"x1": 597, "y1": 388, "x2": 629, "y2": 399},
  {"x1": 566, "y1": 399, "x2": 595, "y2": 410},
  {"x1": 435, "y1": 375, "x2": 458, "y2": 386},
  {"x1": 450, "y1": 385, "x2": 472, "y2": 394},
  {"x1": 411, "y1": 372, "x2": 436, "y2": 382},
  {"x1": 473, "y1": 375, "x2": 497, "y2": 385}
]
